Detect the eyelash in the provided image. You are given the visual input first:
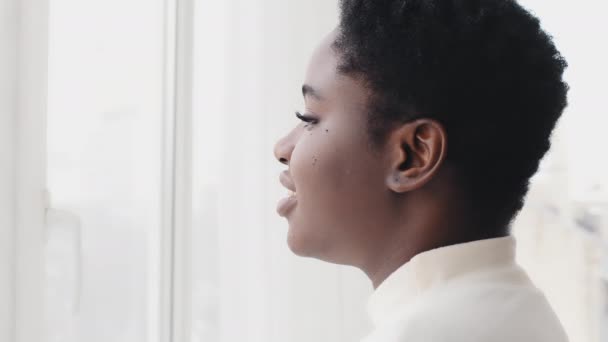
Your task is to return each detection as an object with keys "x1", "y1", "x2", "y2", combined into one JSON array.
[{"x1": 295, "y1": 111, "x2": 318, "y2": 125}]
